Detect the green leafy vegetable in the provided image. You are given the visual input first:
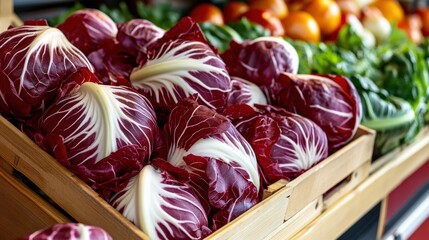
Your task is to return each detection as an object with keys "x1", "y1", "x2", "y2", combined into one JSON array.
[
  {"x1": 227, "y1": 18, "x2": 270, "y2": 41},
  {"x1": 136, "y1": 2, "x2": 182, "y2": 30},
  {"x1": 49, "y1": 2, "x2": 85, "y2": 26},
  {"x1": 349, "y1": 75, "x2": 416, "y2": 157},
  {"x1": 99, "y1": 2, "x2": 133, "y2": 23},
  {"x1": 199, "y1": 22, "x2": 242, "y2": 53}
]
